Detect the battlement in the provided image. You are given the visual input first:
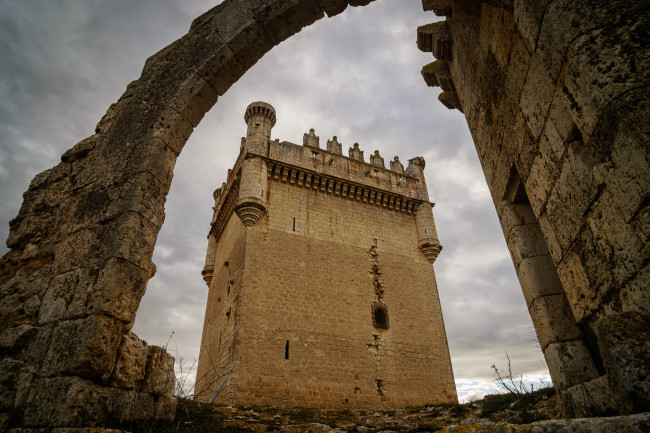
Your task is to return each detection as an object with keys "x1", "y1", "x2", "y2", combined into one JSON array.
[{"x1": 267, "y1": 137, "x2": 424, "y2": 201}]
